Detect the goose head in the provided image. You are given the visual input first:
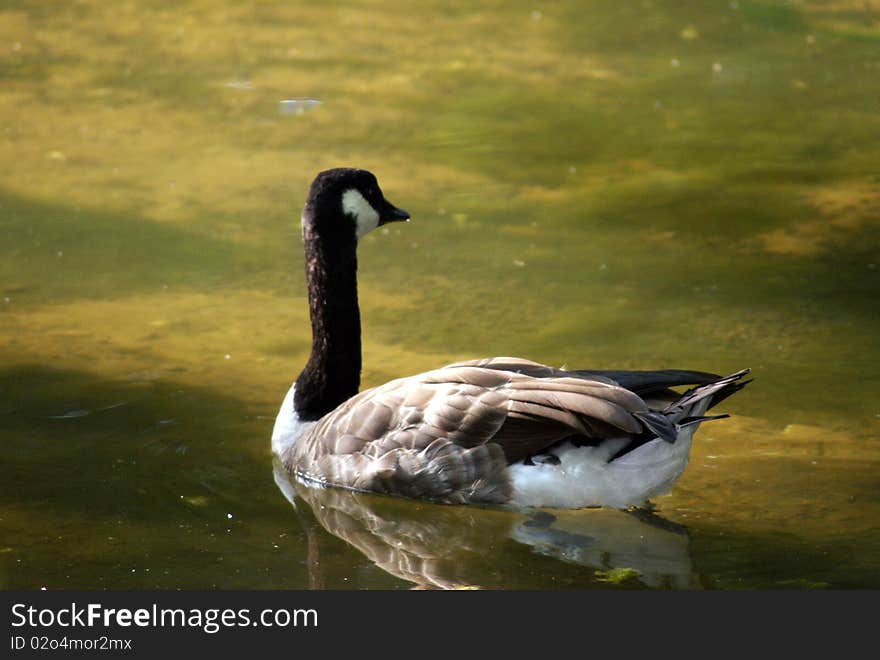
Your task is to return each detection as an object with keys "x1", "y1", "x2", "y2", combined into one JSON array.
[{"x1": 302, "y1": 167, "x2": 410, "y2": 242}]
